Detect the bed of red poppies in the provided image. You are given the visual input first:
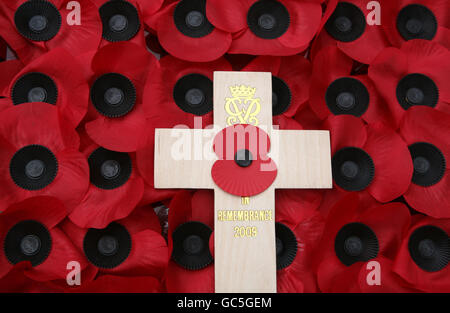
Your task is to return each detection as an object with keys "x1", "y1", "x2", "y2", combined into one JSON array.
[{"x1": 0, "y1": 0, "x2": 448, "y2": 293}]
